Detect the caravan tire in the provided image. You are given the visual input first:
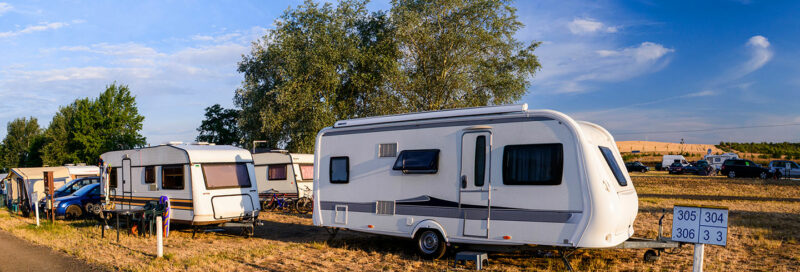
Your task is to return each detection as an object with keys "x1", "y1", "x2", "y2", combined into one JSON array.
[{"x1": 415, "y1": 229, "x2": 446, "y2": 260}]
